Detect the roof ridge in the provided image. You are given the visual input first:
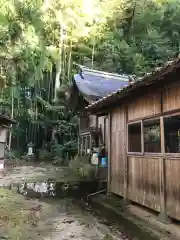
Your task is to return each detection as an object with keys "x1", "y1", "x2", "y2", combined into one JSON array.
[
  {"x1": 85, "y1": 57, "x2": 180, "y2": 111},
  {"x1": 82, "y1": 69, "x2": 130, "y2": 81},
  {"x1": 75, "y1": 64, "x2": 130, "y2": 80}
]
